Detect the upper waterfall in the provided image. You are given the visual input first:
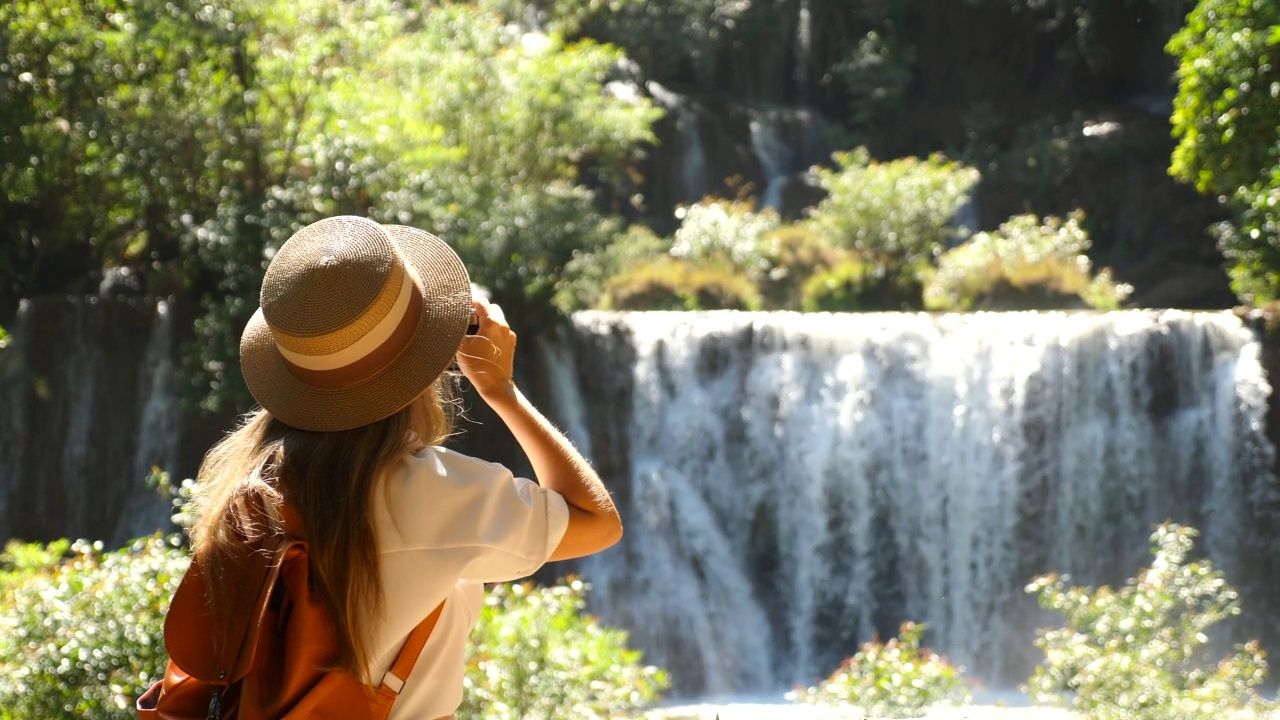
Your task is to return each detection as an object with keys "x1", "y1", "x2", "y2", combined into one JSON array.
[{"x1": 549, "y1": 310, "x2": 1277, "y2": 696}]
